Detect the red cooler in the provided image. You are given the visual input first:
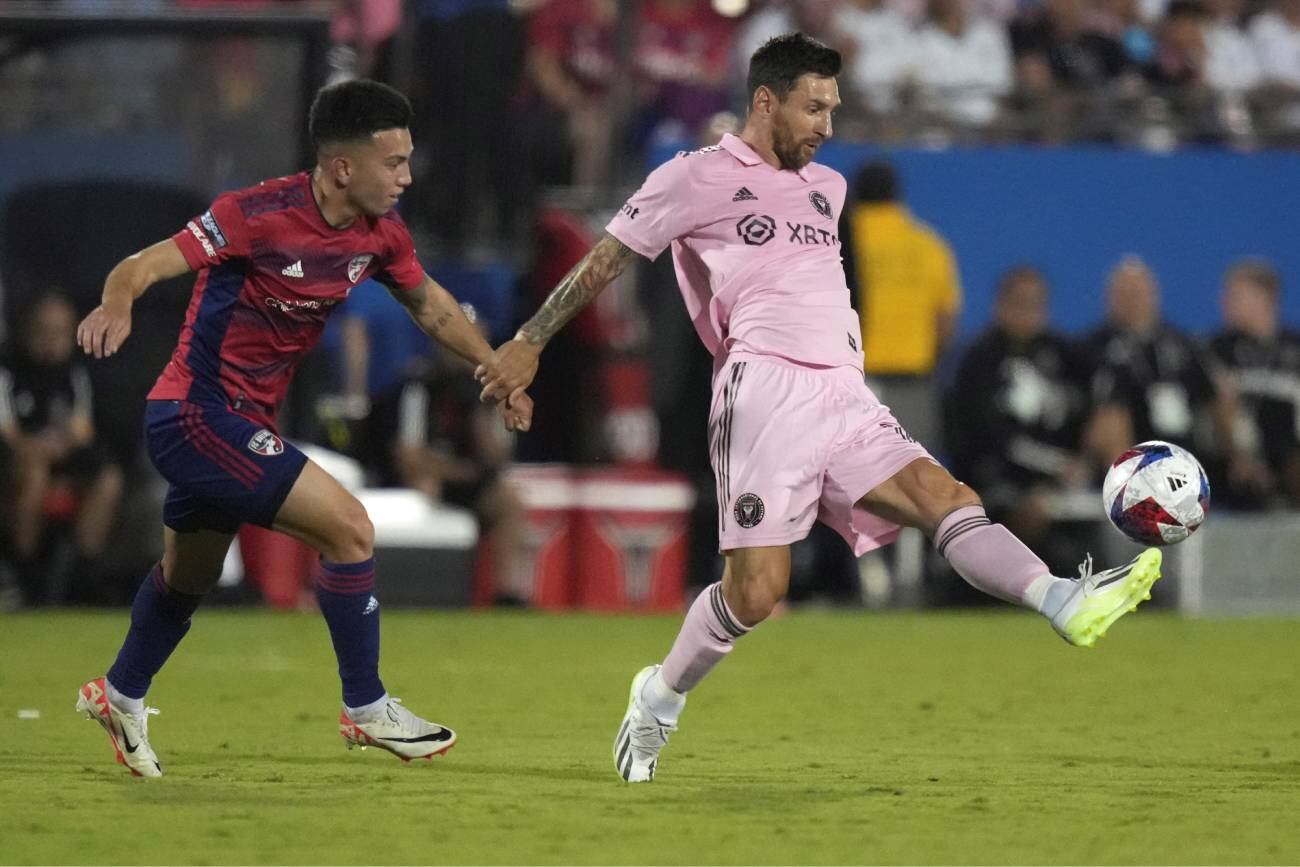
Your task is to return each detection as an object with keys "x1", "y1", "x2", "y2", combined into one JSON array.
[
  {"x1": 497, "y1": 465, "x2": 579, "y2": 609},
  {"x1": 573, "y1": 470, "x2": 694, "y2": 611}
]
